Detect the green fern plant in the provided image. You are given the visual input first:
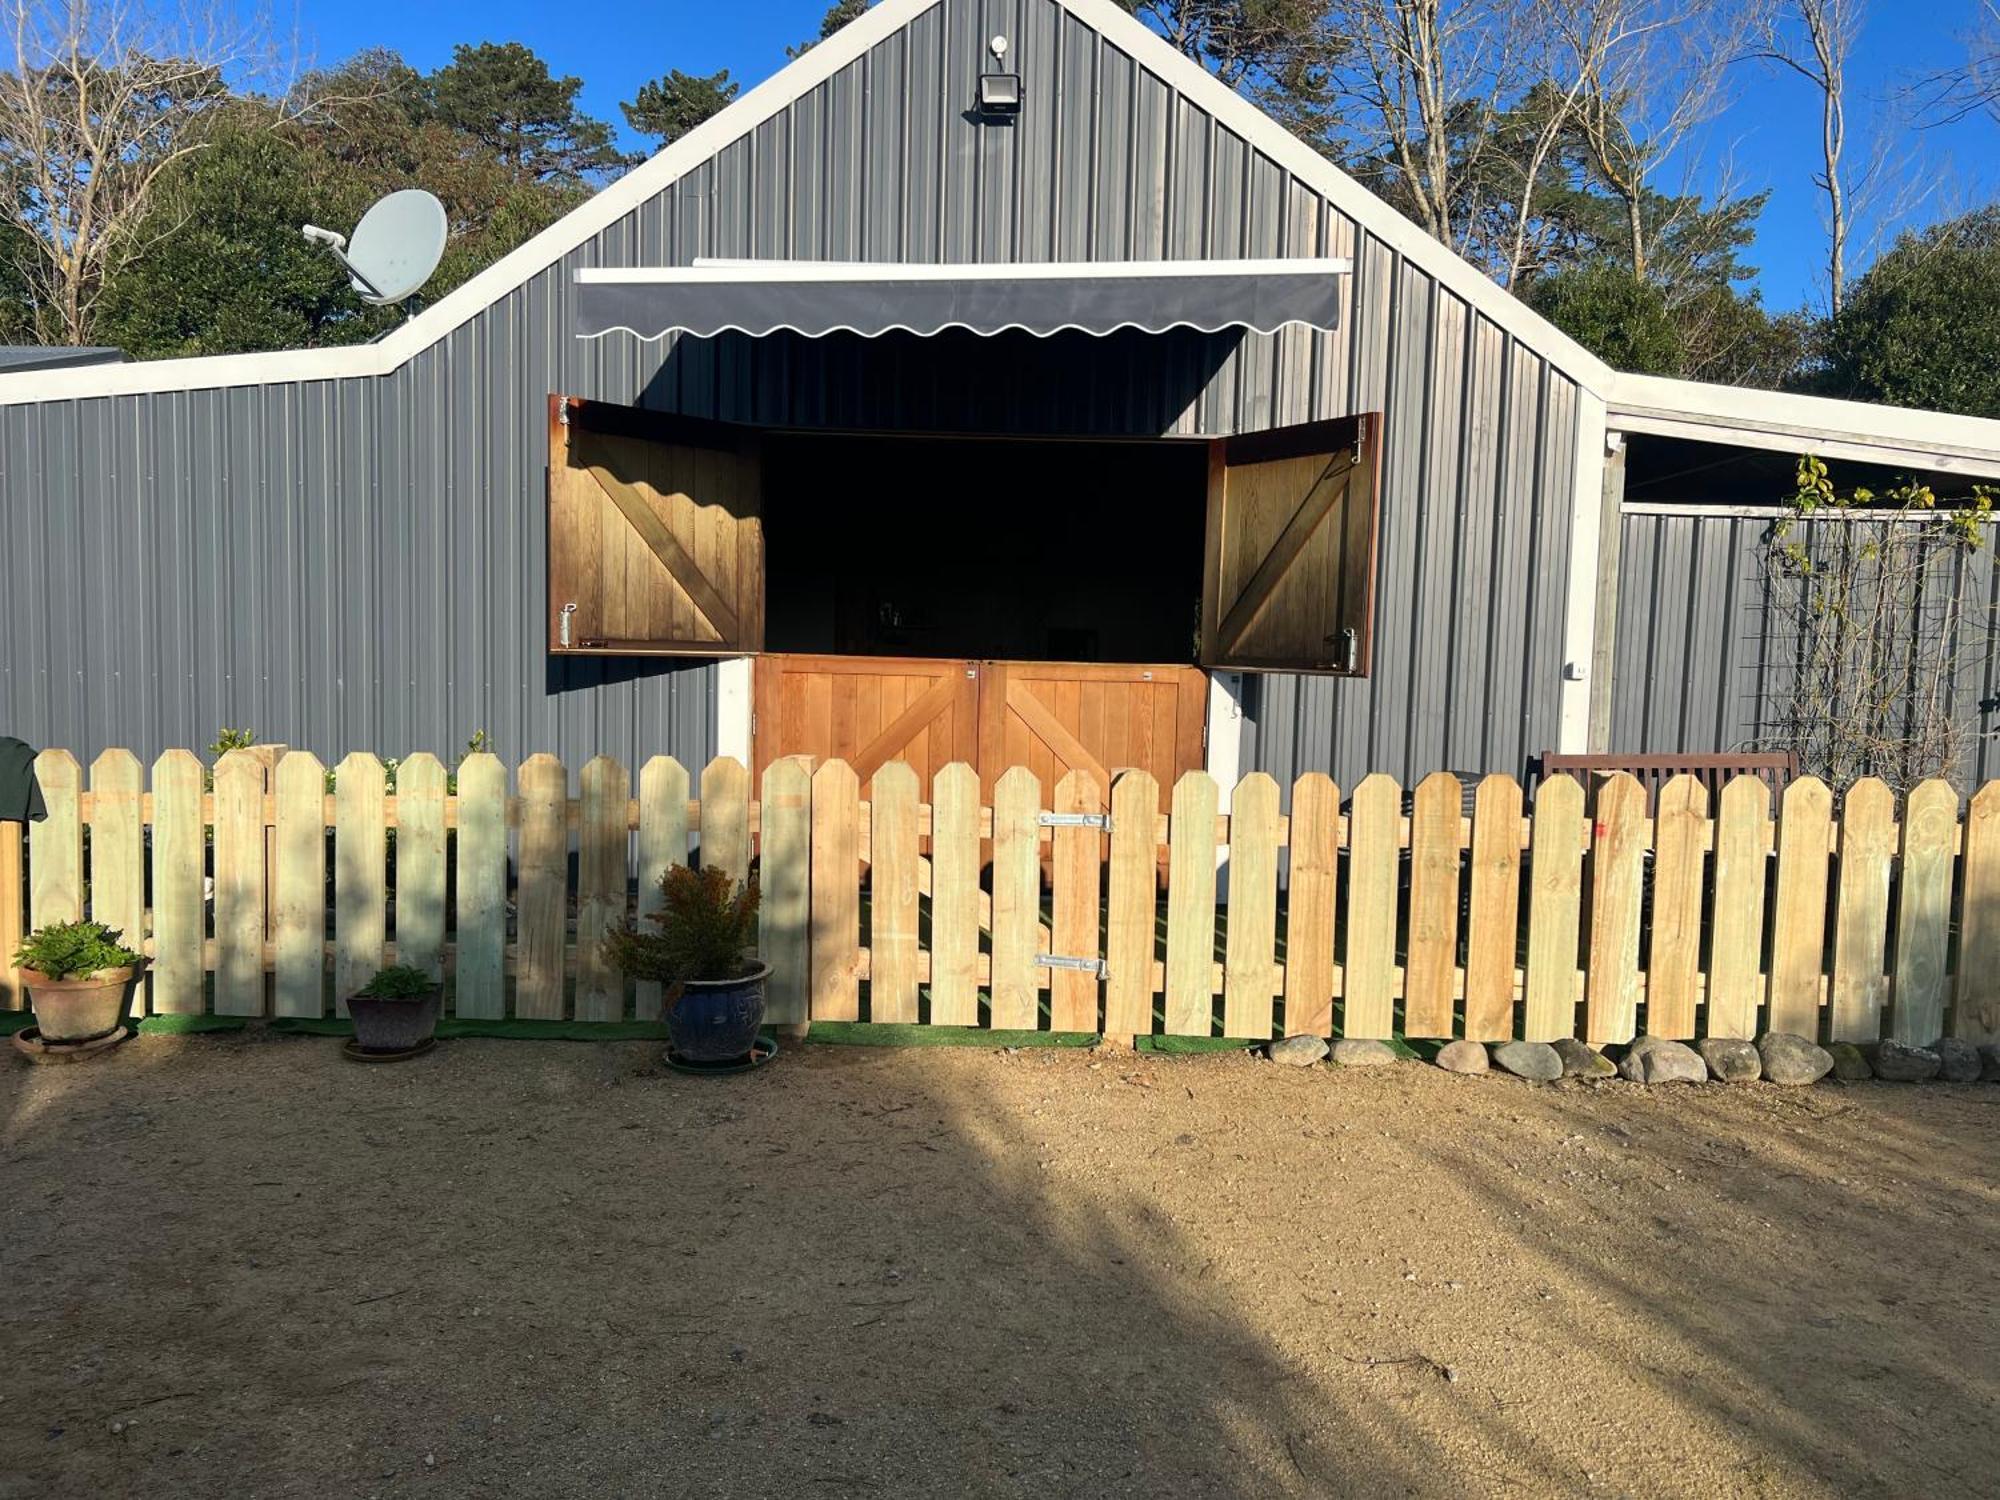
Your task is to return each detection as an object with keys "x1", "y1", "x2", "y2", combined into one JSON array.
[{"x1": 603, "y1": 865, "x2": 760, "y2": 985}]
